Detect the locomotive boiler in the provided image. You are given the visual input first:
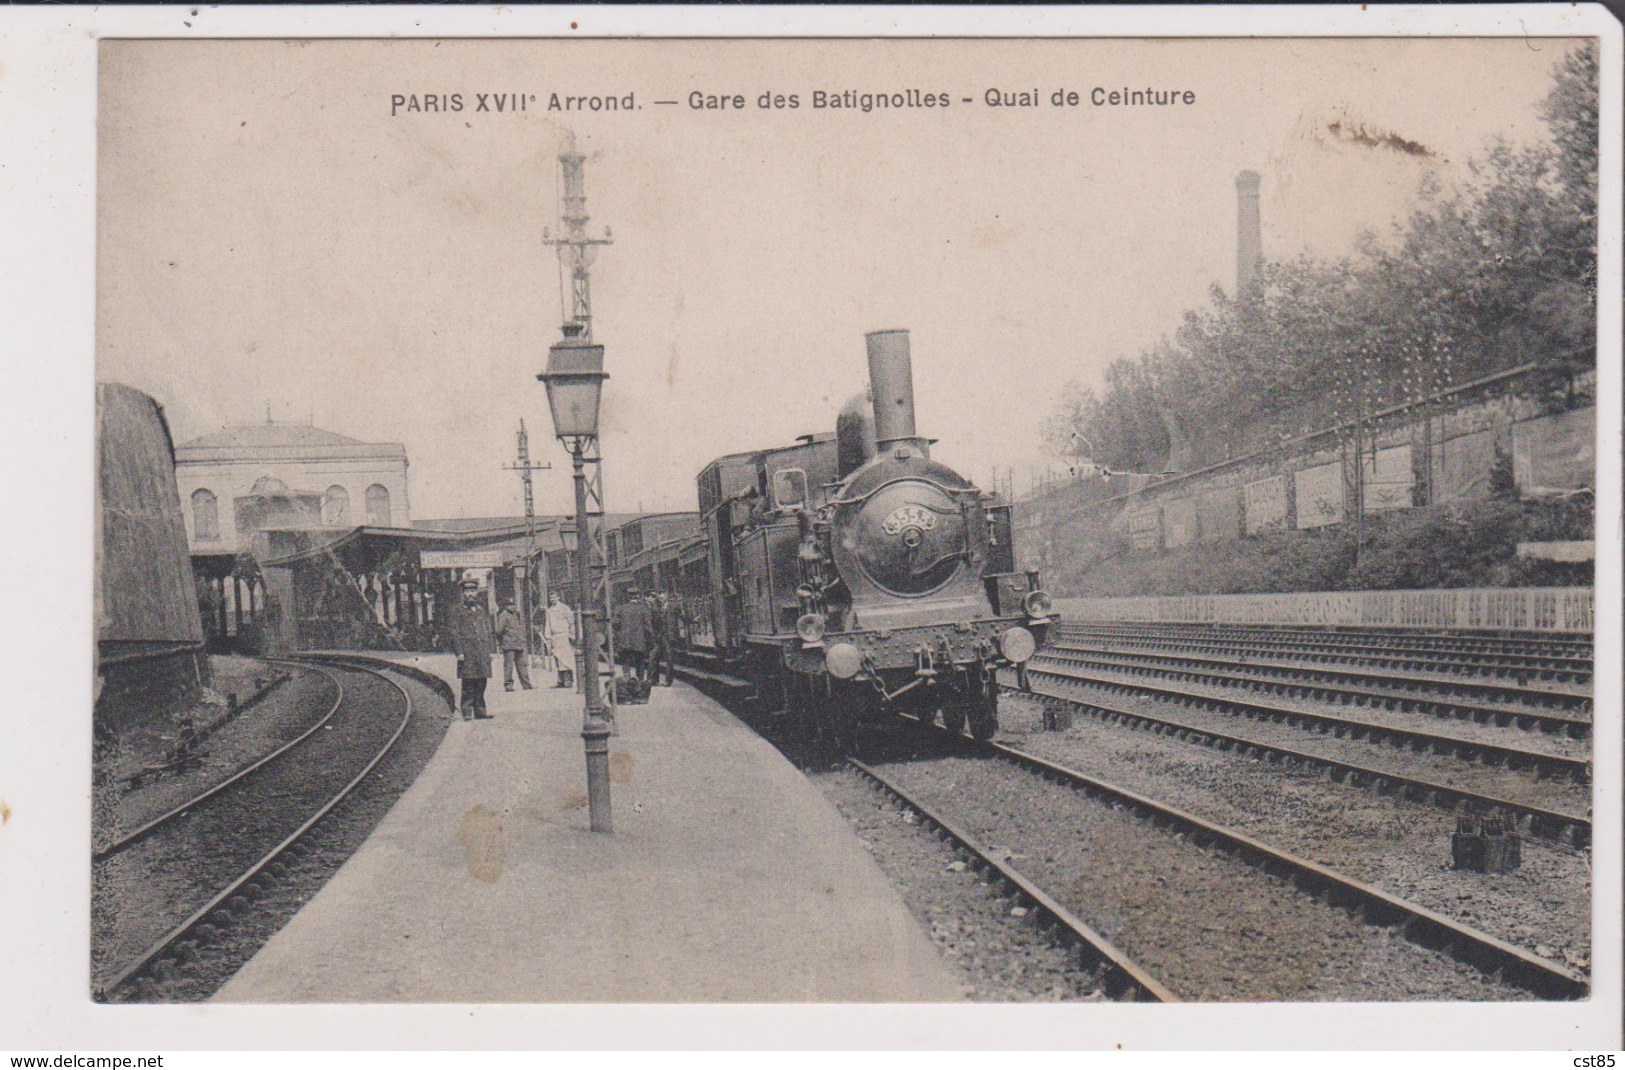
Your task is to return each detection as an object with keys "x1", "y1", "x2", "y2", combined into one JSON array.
[{"x1": 693, "y1": 329, "x2": 1052, "y2": 750}]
